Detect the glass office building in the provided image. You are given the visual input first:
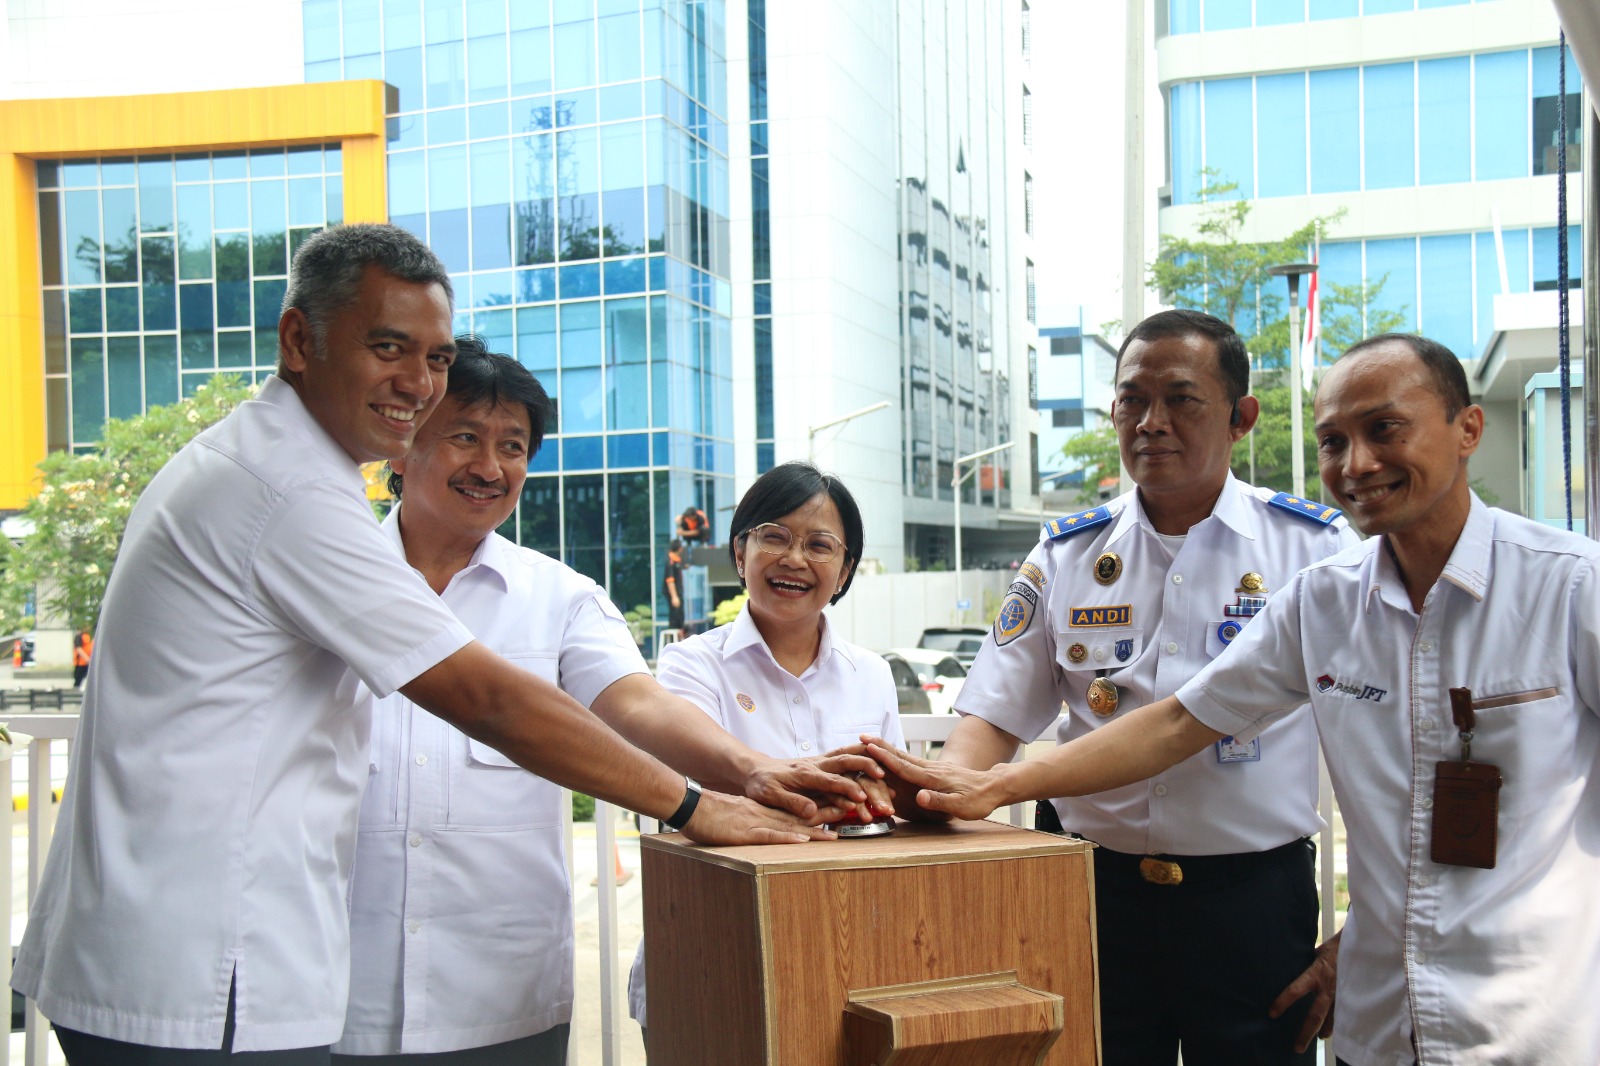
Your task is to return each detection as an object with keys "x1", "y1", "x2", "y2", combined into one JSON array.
[
  {"x1": 36, "y1": 147, "x2": 346, "y2": 452},
  {"x1": 1158, "y1": 1, "x2": 1584, "y2": 364},
  {"x1": 303, "y1": 0, "x2": 734, "y2": 618}
]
